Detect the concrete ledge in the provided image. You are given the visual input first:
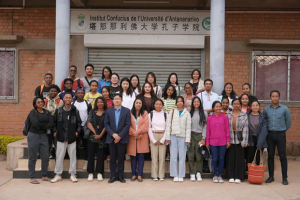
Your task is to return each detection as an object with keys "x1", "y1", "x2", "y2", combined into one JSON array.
[
  {"x1": 0, "y1": 35, "x2": 23, "y2": 44},
  {"x1": 6, "y1": 138, "x2": 27, "y2": 171},
  {"x1": 247, "y1": 39, "x2": 300, "y2": 47}
]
